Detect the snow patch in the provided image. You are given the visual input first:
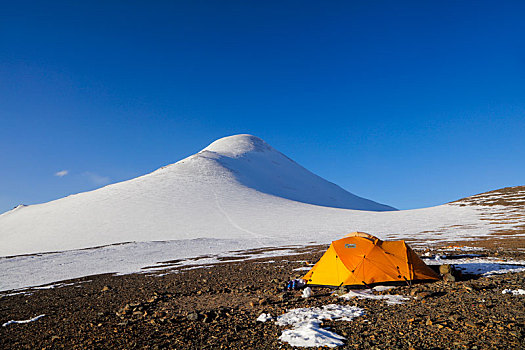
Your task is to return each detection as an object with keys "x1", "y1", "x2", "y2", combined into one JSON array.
[
  {"x1": 425, "y1": 256, "x2": 525, "y2": 276},
  {"x1": 502, "y1": 289, "x2": 525, "y2": 295},
  {"x1": 302, "y1": 287, "x2": 313, "y2": 298},
  {"x1": 372, "y1": 285, "x2": 396, "y2": 292},
  {"x1": 274, "y1": 304, "x2": 365, "y2": 348},
  {"x1": 293, "y1": 266, "x2": 312, "y2": 271},
  {"x1": 2, "y1": 314, "x2": 45, "y2": 327},
  {"x1": 440, "y1": 246, "x2": 485, "y2": 252},
  {"x1": 256, "y1": 313, "x2": 273, "y2": 322},
  {"x1": 340, "y1": 290, "x2": 410, "y2": 305},
  {"x1": 0, "y1": 291, "x2": 32, "y2": 298}
]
